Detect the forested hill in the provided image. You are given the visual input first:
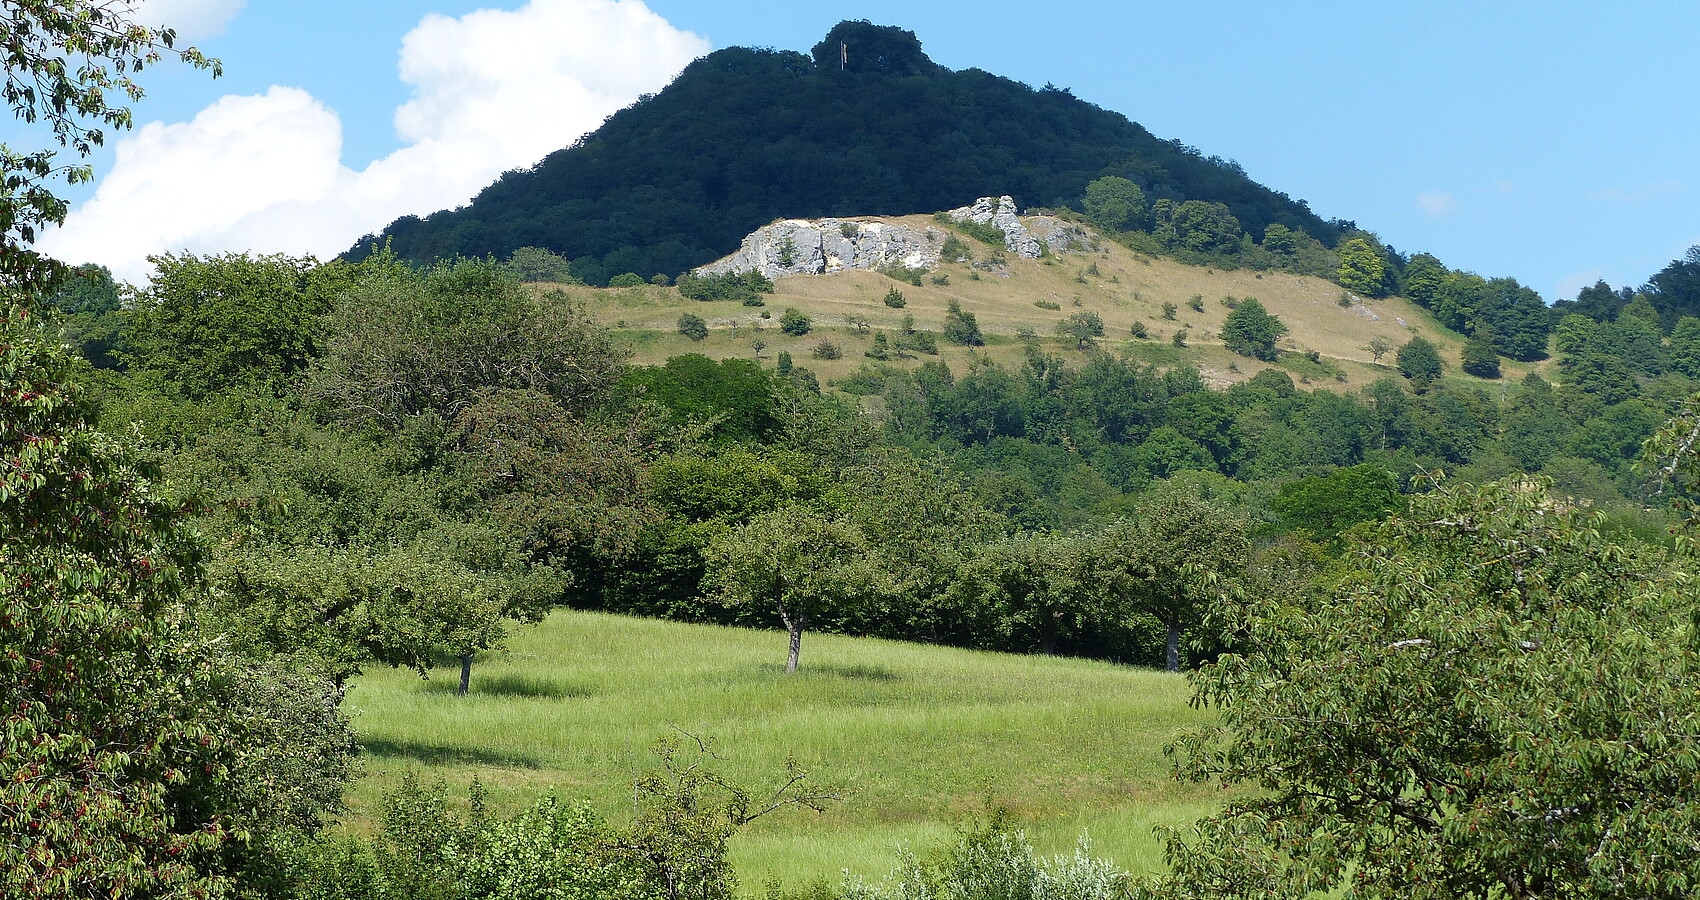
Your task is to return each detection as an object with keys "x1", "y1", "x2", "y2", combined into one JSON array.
[{"x1": 347, "y1": 20, "x2": 1344, "y2": 284}]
